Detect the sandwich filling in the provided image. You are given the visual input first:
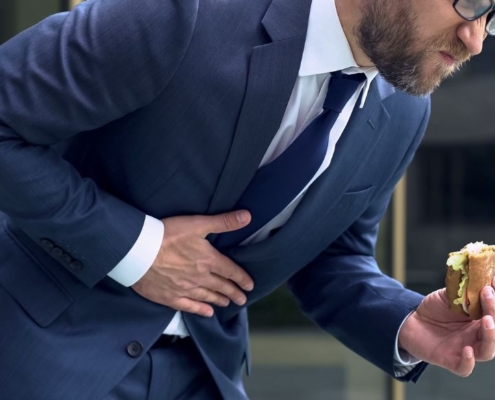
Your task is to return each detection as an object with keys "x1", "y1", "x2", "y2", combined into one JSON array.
[{"x1": 446, "y1": 241, "x2": 487, "y2": 313}]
